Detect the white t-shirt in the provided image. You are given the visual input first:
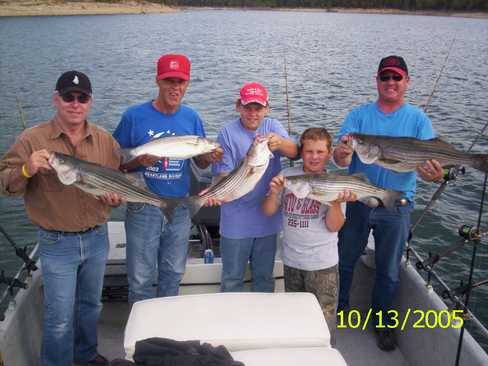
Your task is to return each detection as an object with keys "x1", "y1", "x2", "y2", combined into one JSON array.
[{"x1": 280, "y1": 166, "x2": 344, "y2": 271}]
